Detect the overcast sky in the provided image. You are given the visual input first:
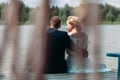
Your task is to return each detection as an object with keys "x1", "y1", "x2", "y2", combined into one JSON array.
[{"x1": 0, "y1": 0, "x2": 120, "y2": 8}]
